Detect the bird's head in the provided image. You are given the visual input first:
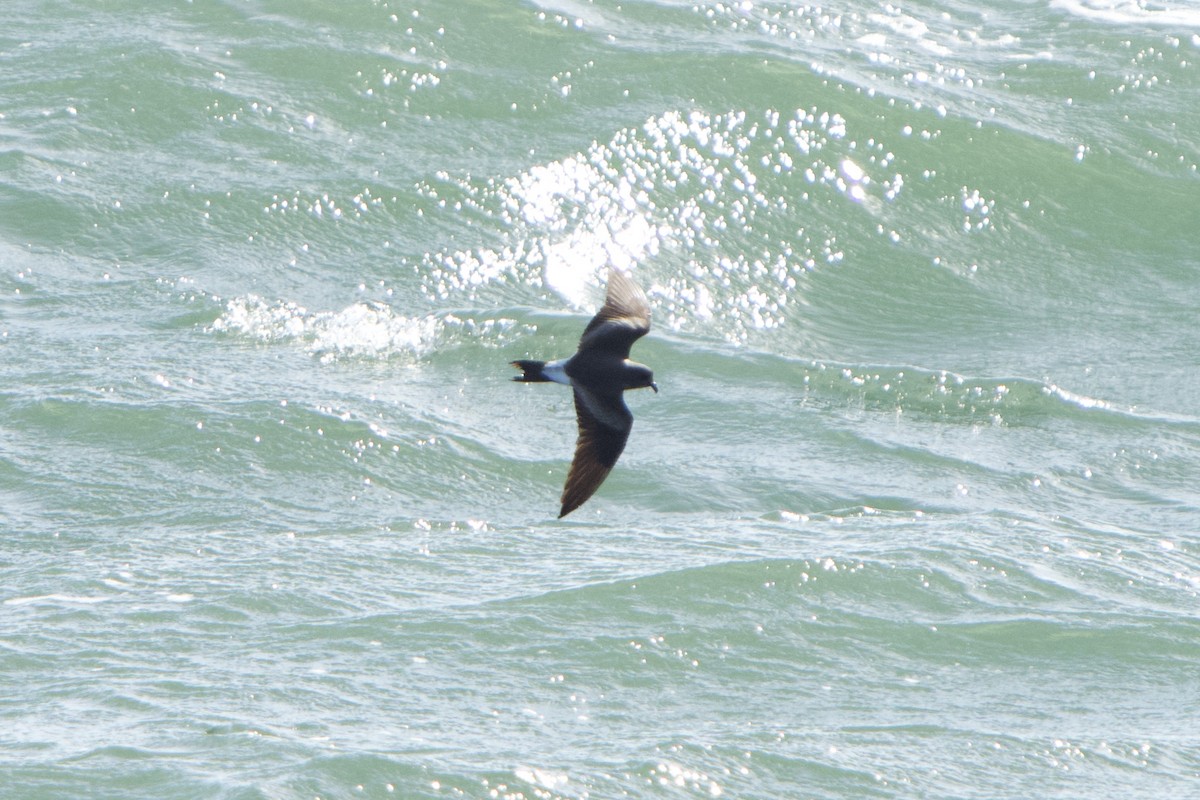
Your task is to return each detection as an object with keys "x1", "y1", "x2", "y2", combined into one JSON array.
[{"x1": 625, "y1": 362, "x2": 658, "y2": 393}]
